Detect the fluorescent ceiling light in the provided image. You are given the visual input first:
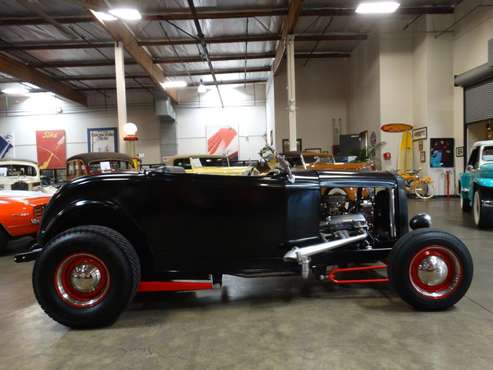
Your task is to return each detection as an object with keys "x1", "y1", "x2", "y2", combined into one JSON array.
[
  {"x1": 2, "y1": 87, "x2": 30, "y2": 96},
  {"x1": 197, "y1": 81, "x2": 207, "y2": 94},
  {"x1": 356, "y1": 1, "x2": 400, "y2": 14},
  {"x1": 90, "y1": 10, "x2": 117, "y2": 21},
  {"x1": 161, "y1": 80, "x2": 187, "y2": 89},
  {"x1": 22, "y1": 82, "x2": 39, "y2": 89},
  {"x1": 108, "y1": 8, "x2": 142, "y2": 21}
]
